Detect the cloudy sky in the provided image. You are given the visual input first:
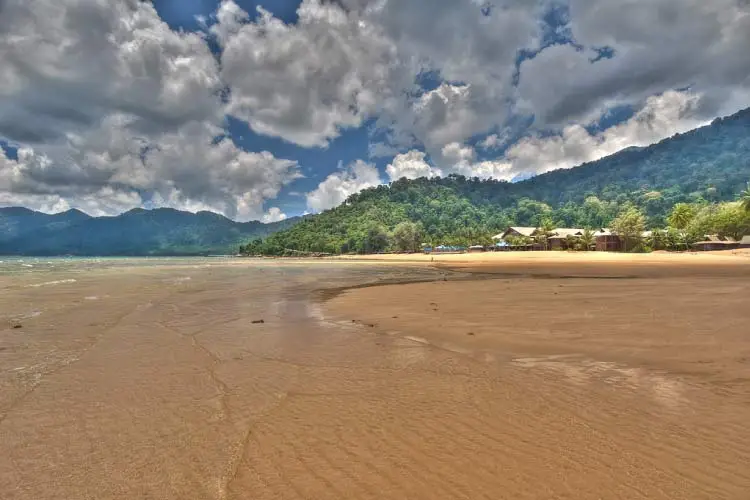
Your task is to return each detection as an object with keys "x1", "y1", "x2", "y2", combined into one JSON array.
[{"x1": 1, "y1": 0, "x2": 749, "y2": 221}]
